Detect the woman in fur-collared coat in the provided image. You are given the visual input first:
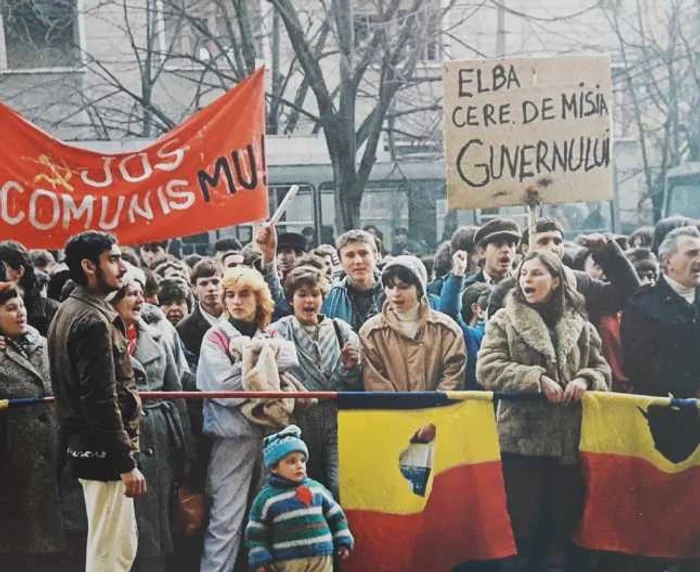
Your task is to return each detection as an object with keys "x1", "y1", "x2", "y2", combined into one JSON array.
[
  {"x1": 0, "y1": 285, "x2": 66, "y2": 569},
  {"x1": 477, "y1": 250, "x2": 611, "y2": 572},
  {"x1": 109, "y1": 267, "x2": 197, "y2": 572}
]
